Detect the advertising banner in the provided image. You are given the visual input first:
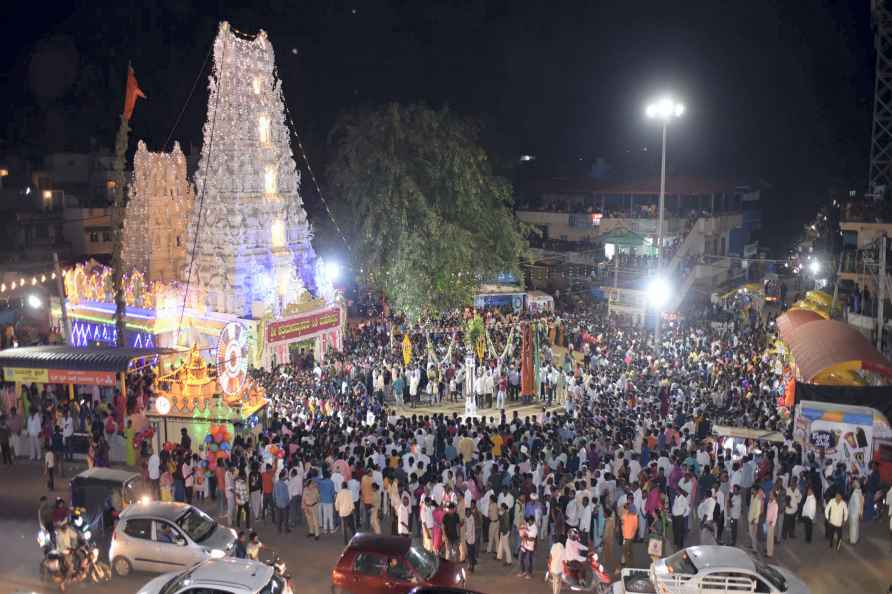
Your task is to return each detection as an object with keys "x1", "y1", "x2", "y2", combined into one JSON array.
[
  {"x1": 4, "y1": 367, "x2": 116, "y2": 386},
  {"x1": 4, "y1": 367, "x2": 49, "y2": 384},
  {"x1": 794, "y1": 405, "x2": 873, "y2": 478},
  {"x1": 266, "y1": 307, "x2": 341, "y2": 345}
]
